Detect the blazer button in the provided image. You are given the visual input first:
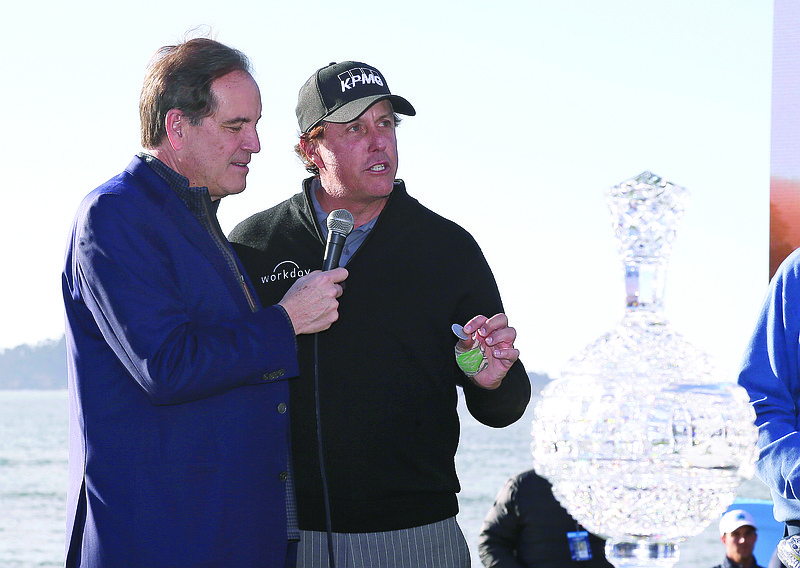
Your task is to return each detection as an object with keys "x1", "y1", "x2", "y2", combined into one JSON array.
[
  {"x1": 262, "y1": 369, "x2": 285, "y2": 381},
  {"x1": 279, "y1": 471, "x2": 289, "y2": 482},
  {"x1": 277, "y1": 402, "x2": 287, "y2": 414}
]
